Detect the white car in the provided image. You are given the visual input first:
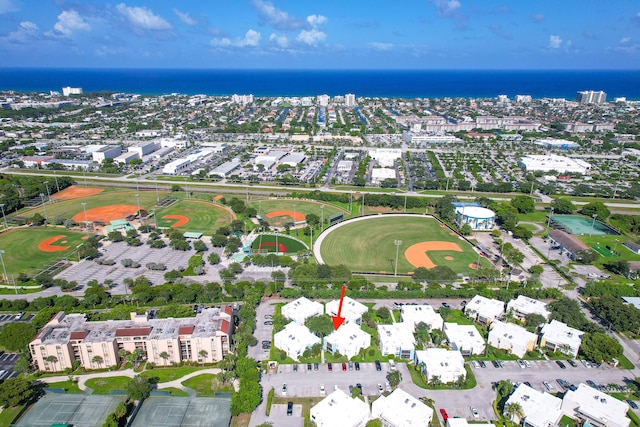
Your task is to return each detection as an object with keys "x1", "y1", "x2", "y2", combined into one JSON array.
[
  {"x1": 543, "y1": 381, "x2": 554, "y2": 391},
  {"x1": 517, "y1": 360, "x2": 526, "y2": 369},
  {"x1": 378, "y1": 383, "x2": 383, "y2": 394},
  {"x1": 282, "y1": 384, "x2": 287, "y2": 396},
  {"x1": 470, "y1": 407, "x2": 479, "y2": 418},
  {"x1": 320, "y1": 385, "x2": 325, "y2": 395}
]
